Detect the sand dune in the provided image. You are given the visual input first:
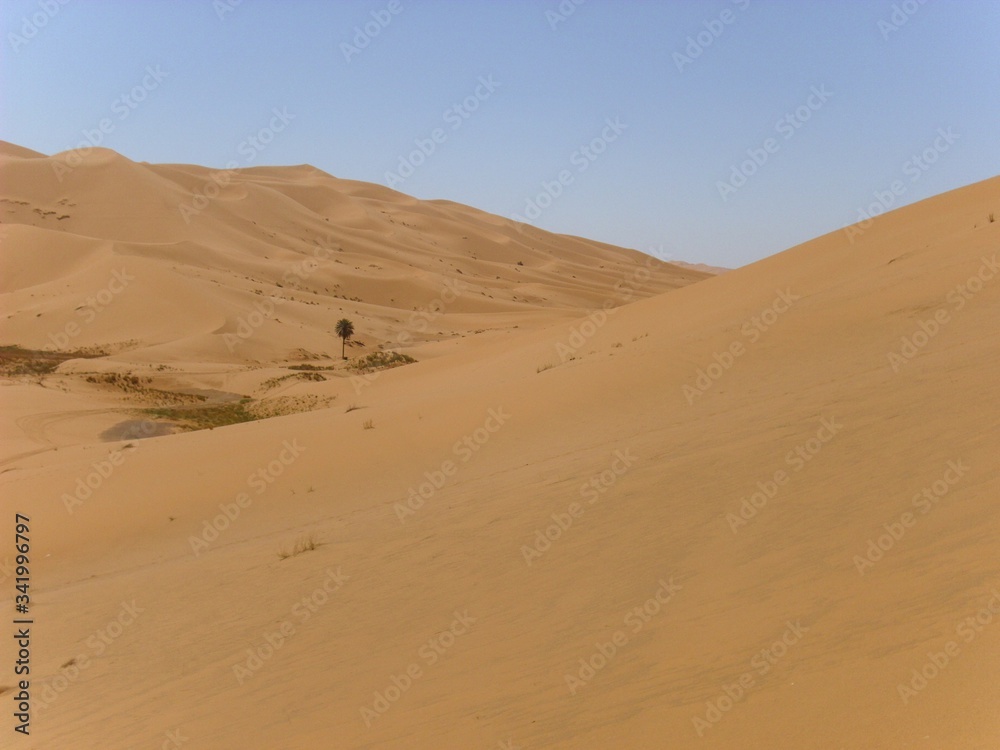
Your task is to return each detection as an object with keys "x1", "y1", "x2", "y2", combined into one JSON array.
[
  {"x1": 0, "y1": 142, "x2": 705, "y2": 451},
  {"x1": 0, "y1": 143, "x2": 998, "y2": 748}
]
